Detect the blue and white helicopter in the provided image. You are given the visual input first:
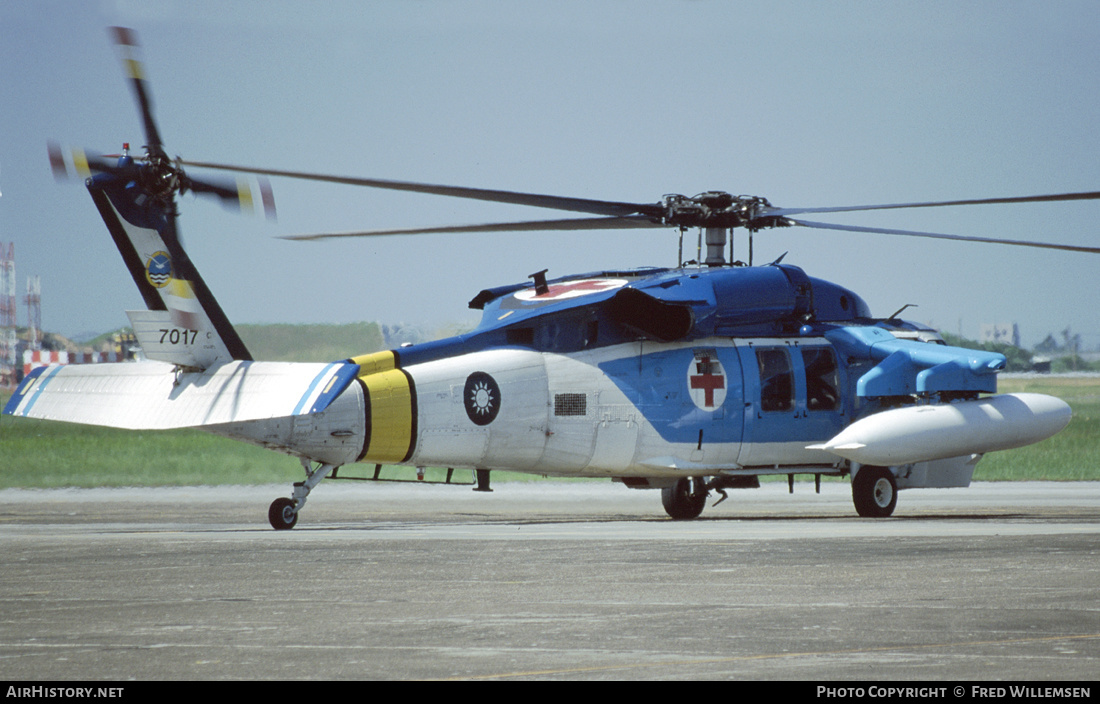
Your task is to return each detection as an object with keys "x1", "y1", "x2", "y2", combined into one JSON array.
[{"x1": 10, "y1": 28, "x2": 1091, "y2": 529}]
